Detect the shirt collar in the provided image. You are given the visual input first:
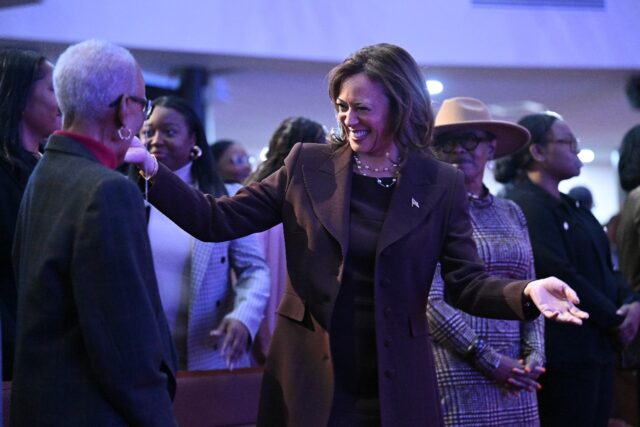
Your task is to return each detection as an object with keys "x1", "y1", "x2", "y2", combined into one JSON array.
[{"x1": 53, "y1": 130, "x2": 118, "y2": 169}]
